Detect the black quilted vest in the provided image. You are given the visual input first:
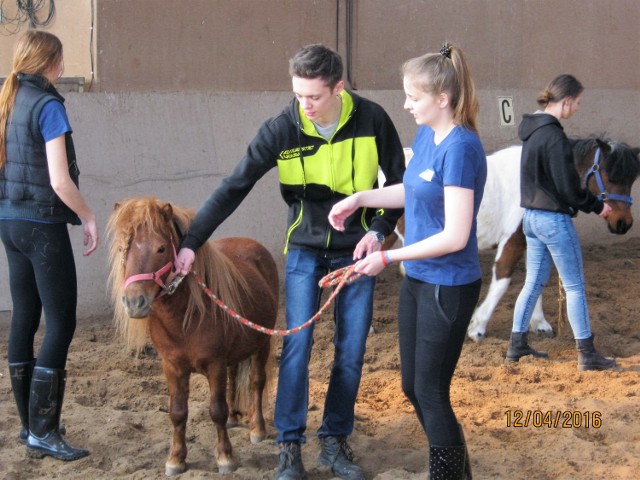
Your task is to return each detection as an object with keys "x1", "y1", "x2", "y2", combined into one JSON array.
[{"x1": 0, "y1": 74, "x2": 80, "y2": 224}]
